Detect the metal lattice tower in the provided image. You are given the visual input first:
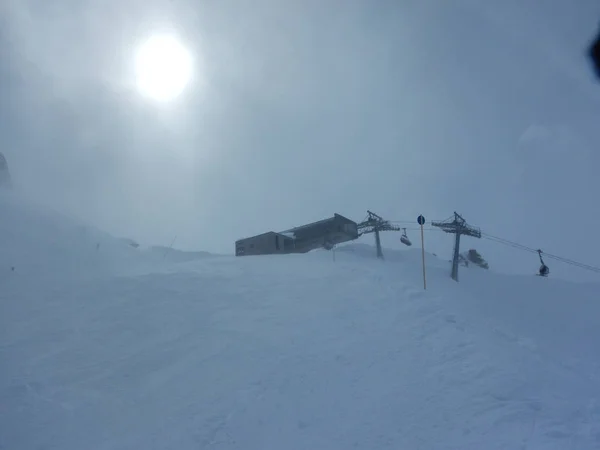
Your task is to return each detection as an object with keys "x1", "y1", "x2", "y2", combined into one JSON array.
[
  {"x1": 432, "y1": 212, "x2": 481, "y2": 281},
  {"x1": 357, "y1": 210, "x2": 401, "y2": 259}
]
